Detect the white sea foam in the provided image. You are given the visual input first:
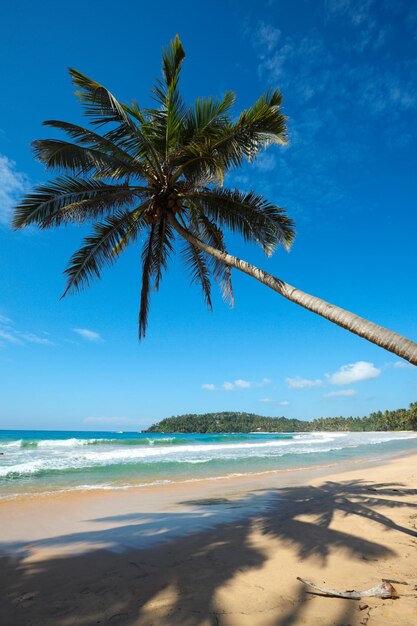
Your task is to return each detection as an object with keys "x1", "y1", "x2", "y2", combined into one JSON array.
[
  {"x1": 37, "y1": 438, "x2": 89, "y2": 447},
  {"x1": 8, "y1": 436, "x2": 179, "y2": 448},
  {"x1": 0, "y1": 440, "x2": 24, "y2": 448},
  {"x1": 0, "y1": 460, "x2": 46, "y2": 477},
  {"x1": 0, "y1": 431, "x2": 415, "y2": 480}
]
